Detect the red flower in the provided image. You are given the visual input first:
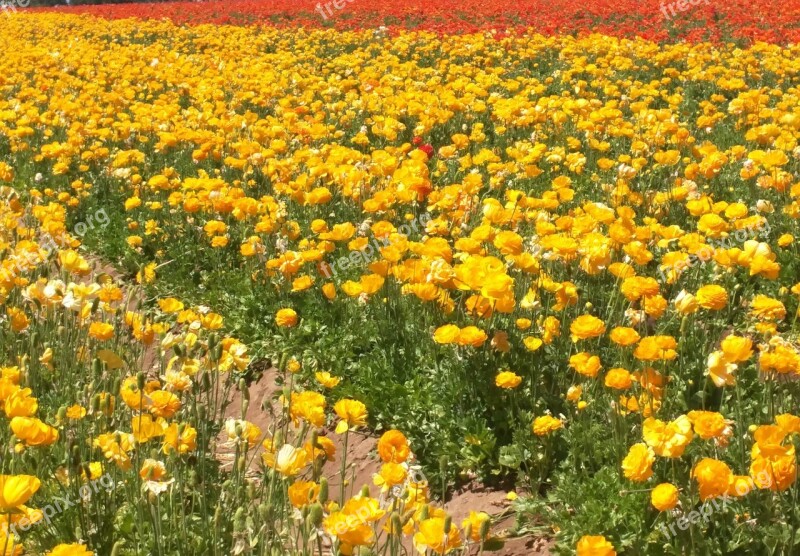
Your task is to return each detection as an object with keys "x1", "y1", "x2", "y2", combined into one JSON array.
[{"x1": 418, "y1": 144, "x2": 434, "y2": 158}]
